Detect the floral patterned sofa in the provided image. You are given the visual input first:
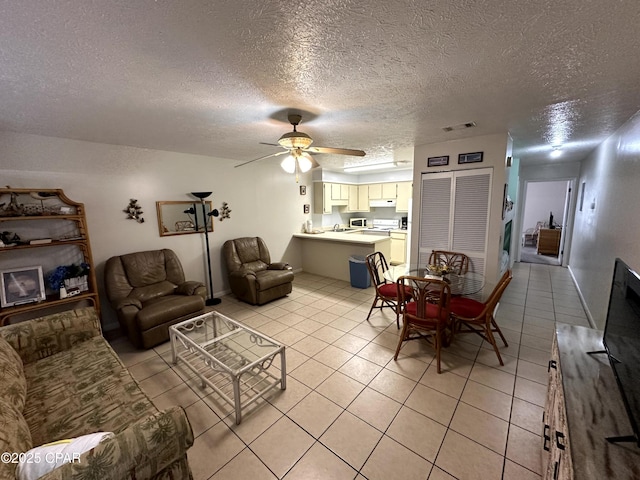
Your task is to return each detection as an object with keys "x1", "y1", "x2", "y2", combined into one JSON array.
[{"x1": 0, "y1": 307, "x2": 194, "y2": 480}]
